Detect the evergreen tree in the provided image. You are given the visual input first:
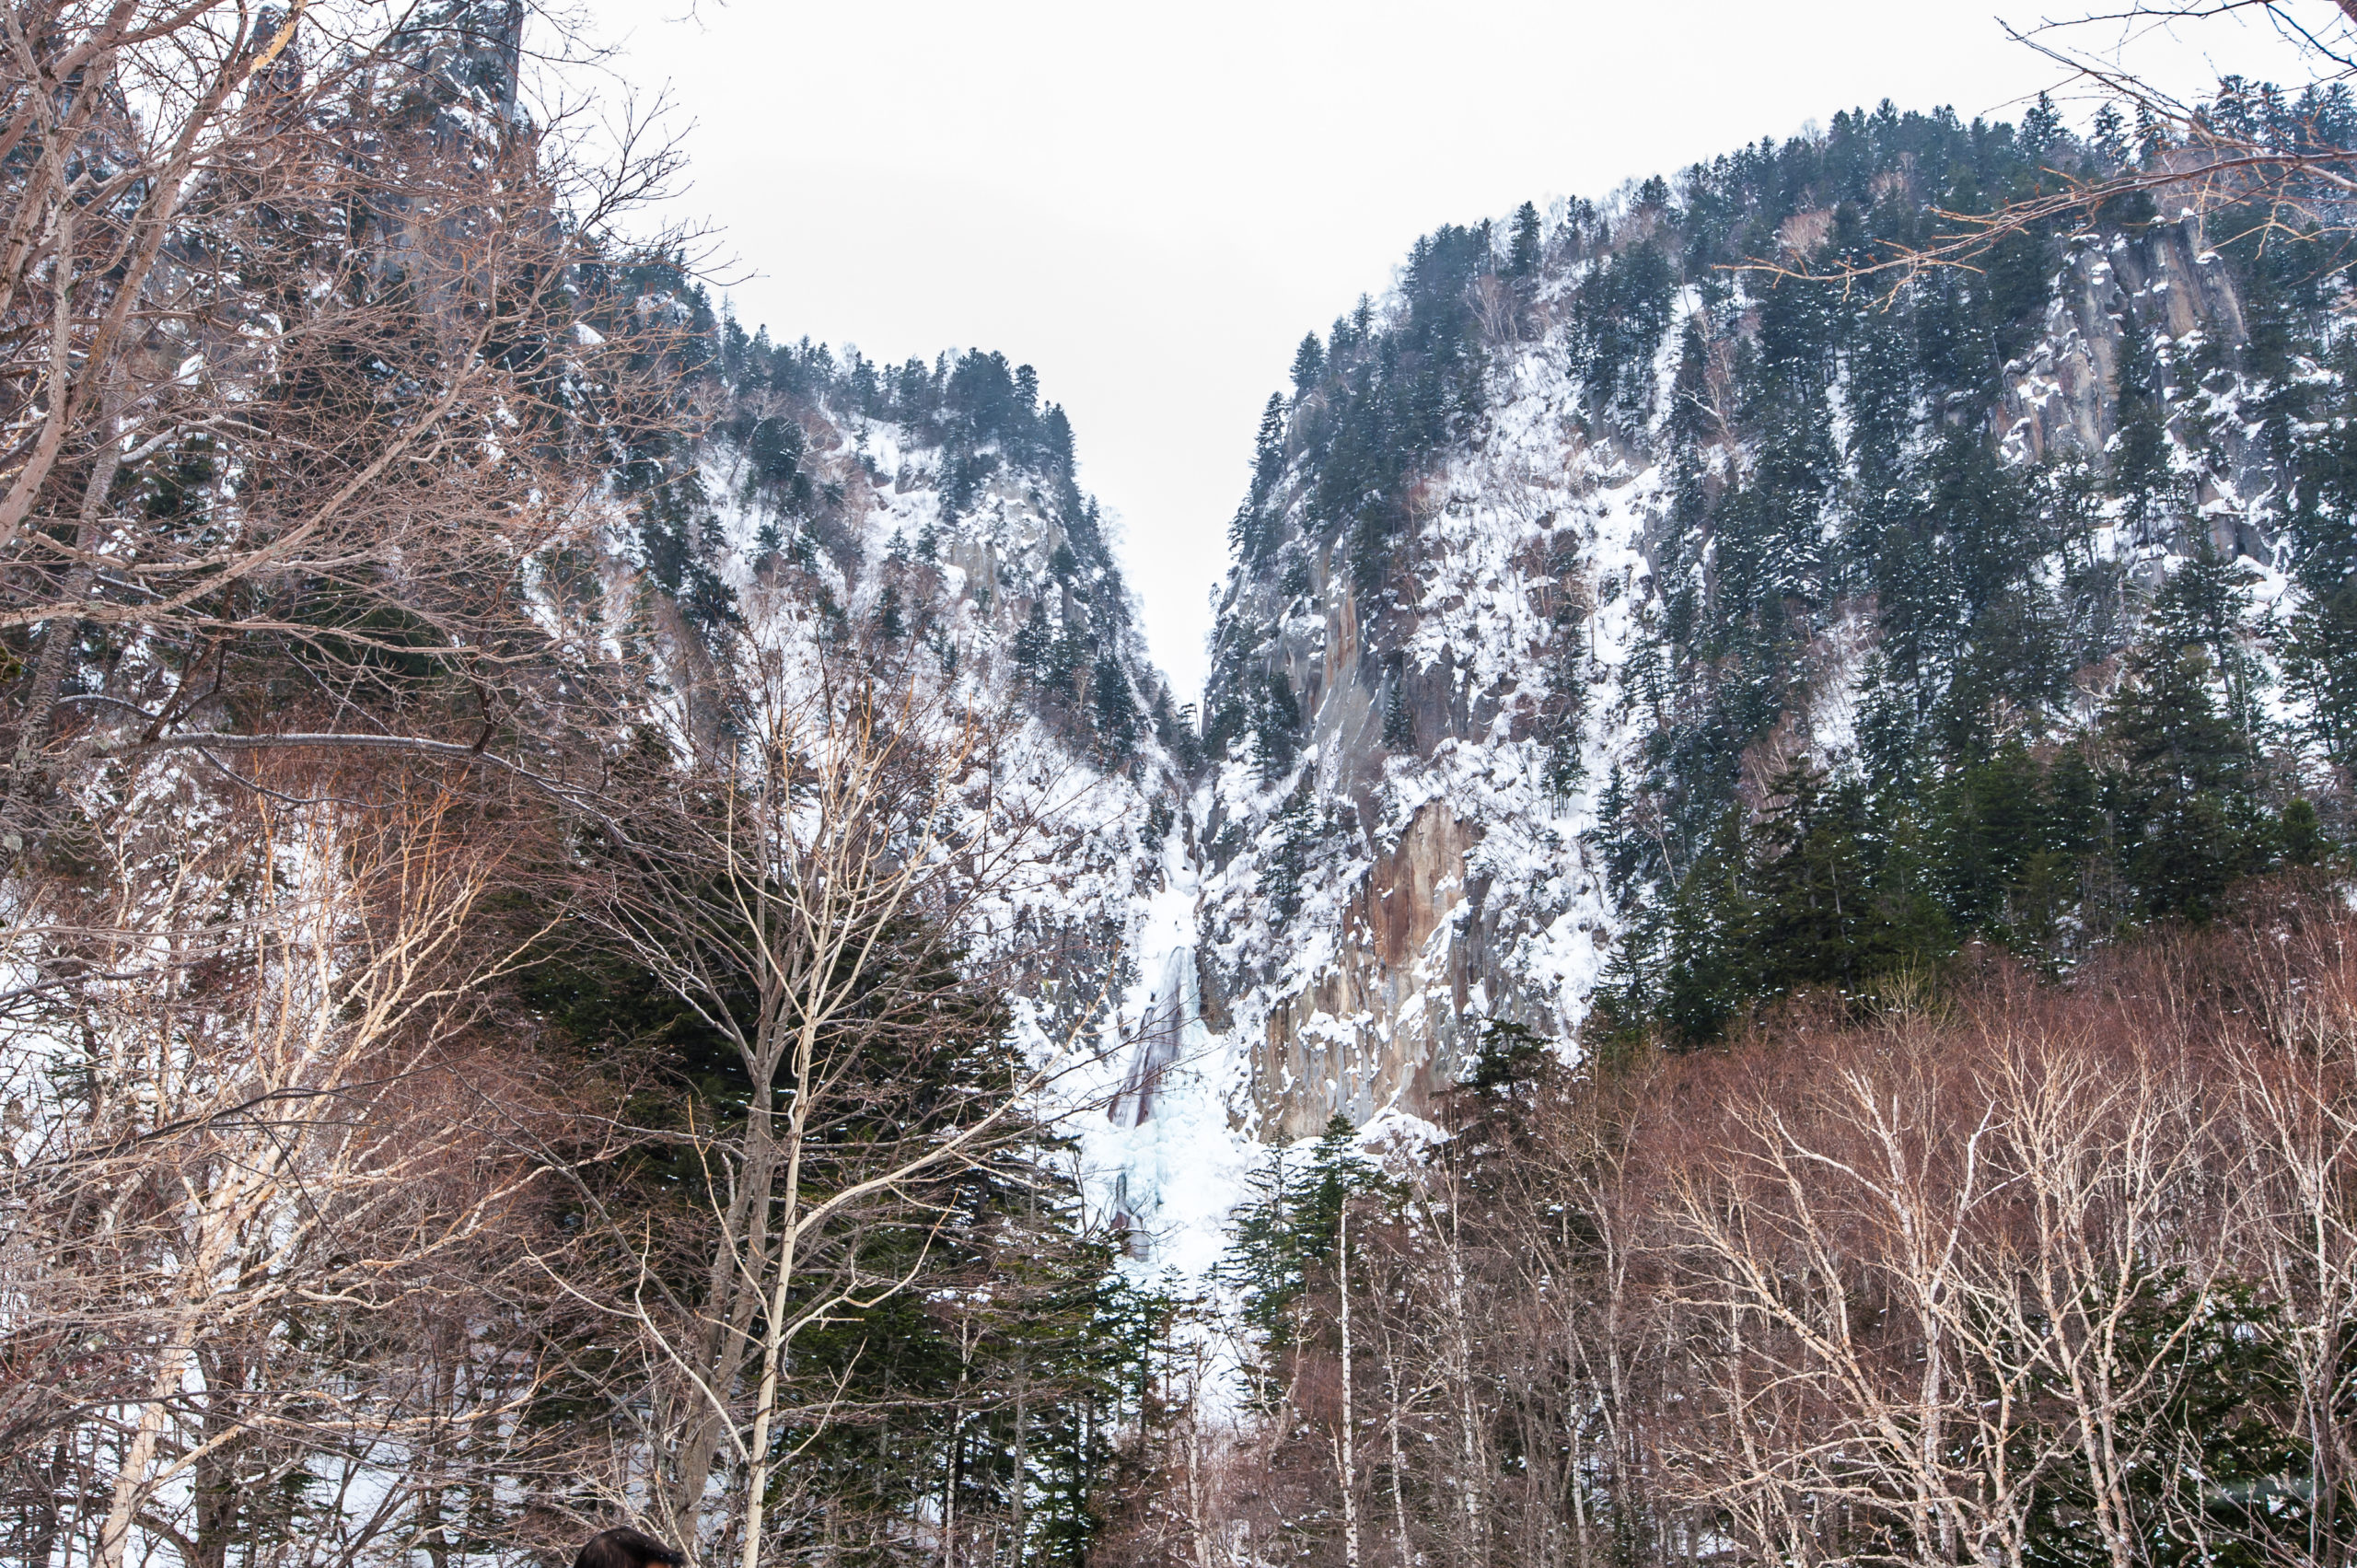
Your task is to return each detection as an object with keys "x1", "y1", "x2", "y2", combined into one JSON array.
[
  {"x1": 1042, "y1": 403, "x2": 1076, "y2": 473},
  {"x1": 1578, "y1": 241, "x2": 1678, "y2": 415},
  {"x1": 2019, "y1": 91, "x2": 2065, "y2": 166},
  {"x1": 2104, "y1": 639, "x2": 2258, "y2": 923},
  {"x1": 2149, "y1": 544, "x2": 2270, "y2": 752},
  {"x1": 1507, "y1": 199, "x2": 1543, "y2": 279},
  {"x1": 1916, "y1": 269, "x2": 1998, "y2": 395},
  {"x1": 1930, "y1": 432, "x2": 2062, "y2": 754},
  {"x1": 1092, "y1": 654, "x2": 1139, "y2": 756},
  {"x1": 2092, "y1": 102, "x2": 2131, "y2": 168},
  {"x1": 1938, "y1": 742, "x2": 2055, "y2": 938},
  {"x1": 1251, "y1": 392, "x2": 1289, "y2": 504},
  {"x1": 1747, "y1": 758, "x2": 1911, "y2": 998},
  {"x1": 1985, "y1": 225, "x2": 2057, "y2": 360},
  {"x1": 2110, "y1": 304, "x2": 2176, "y2": 533},
  {"x1": 2288, "y1": 407, "x2": 2357, "y2": 764},
  {"x1": 1291, "y1": 331, "x2": 1327, "y2": 395},
  {"x1": 1659, "y1": 803, "x2": 1759, "y2": 1041},
  {"x1": 1668, "y1": 320, "x2": 1715, "y2": 447},
  {"x1": 1263, "y1": 773, "x2": 1317, "y2": 923},
  {"x1": 1382, "y1": 658, "x2": 1415, "y2": 749},
  {"x1": 1012, "y1": 598, "x2": 1051, "y2": 678},
  {"x1": 2290, "y1": 580, "x2": 2357, "y2": 768},
  {"x1": 2282, "y1": 797, "x2": 2328, "y2": 866},
  {"x1": 1218, "y1": 1115, "x2": 1382, "y2": 1353},
  {"x1": 1255, "y1": 669, "x2": 1304, "y2": 779}
]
